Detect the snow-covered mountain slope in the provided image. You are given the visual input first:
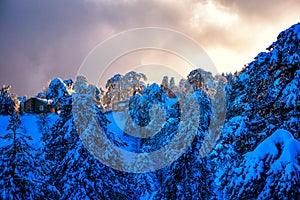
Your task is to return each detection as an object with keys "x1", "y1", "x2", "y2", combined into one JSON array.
[
  {"x1": 0, "y1": 22, "x2": 300, "y2": 199},
  {"x1": 227, "y1": 22, "x2": 300, "y2": 138},
  {"x1": 212, "y1": 22, "x2": 300, "y2": 199}
]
